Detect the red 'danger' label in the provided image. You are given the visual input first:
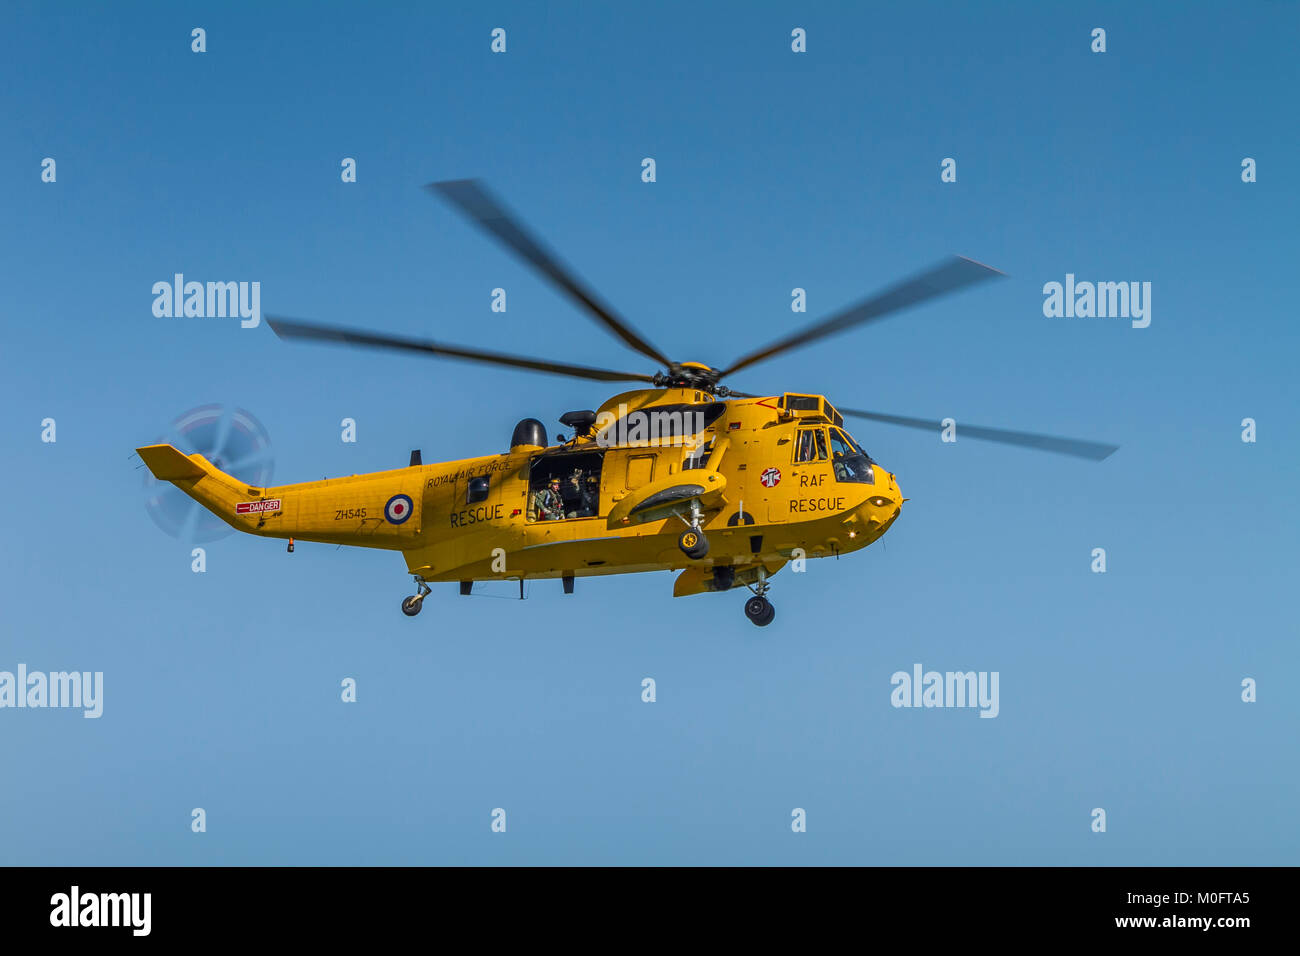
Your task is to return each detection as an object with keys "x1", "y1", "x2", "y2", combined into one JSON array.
[{"x1": 236, "y1": 498, "x2": 282, "y2": 515}]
